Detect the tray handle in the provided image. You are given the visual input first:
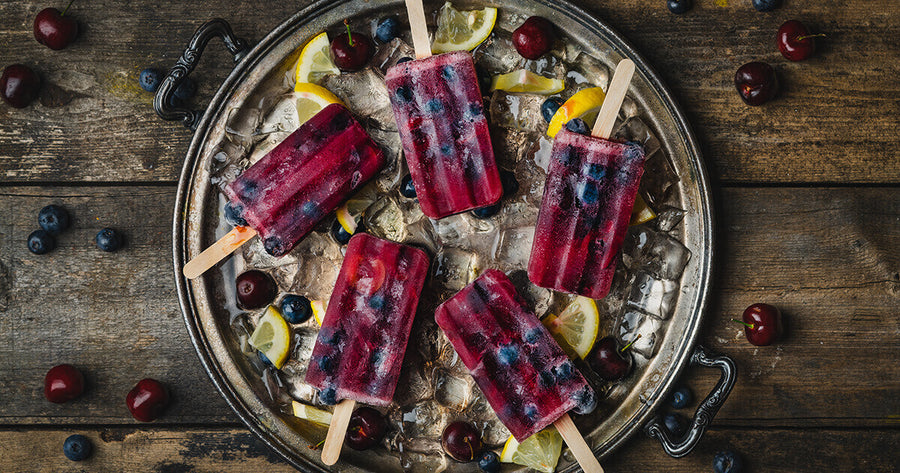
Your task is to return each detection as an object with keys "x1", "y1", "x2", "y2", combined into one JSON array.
[
  {"x1": 643, "y1": 345, "x2": 736, "y2": 457},
  {"x1": 154, "y1": 18, "x2": 250, "y2": 130}
]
